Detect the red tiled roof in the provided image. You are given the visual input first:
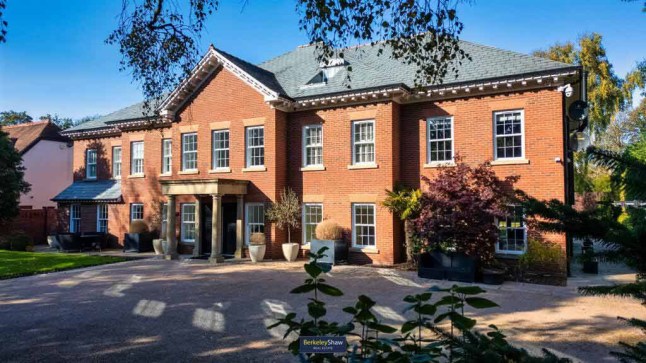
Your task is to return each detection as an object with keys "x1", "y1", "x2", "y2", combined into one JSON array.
[{"x1": 1, "y1": 121, "x2": 70, "y2": 154}]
